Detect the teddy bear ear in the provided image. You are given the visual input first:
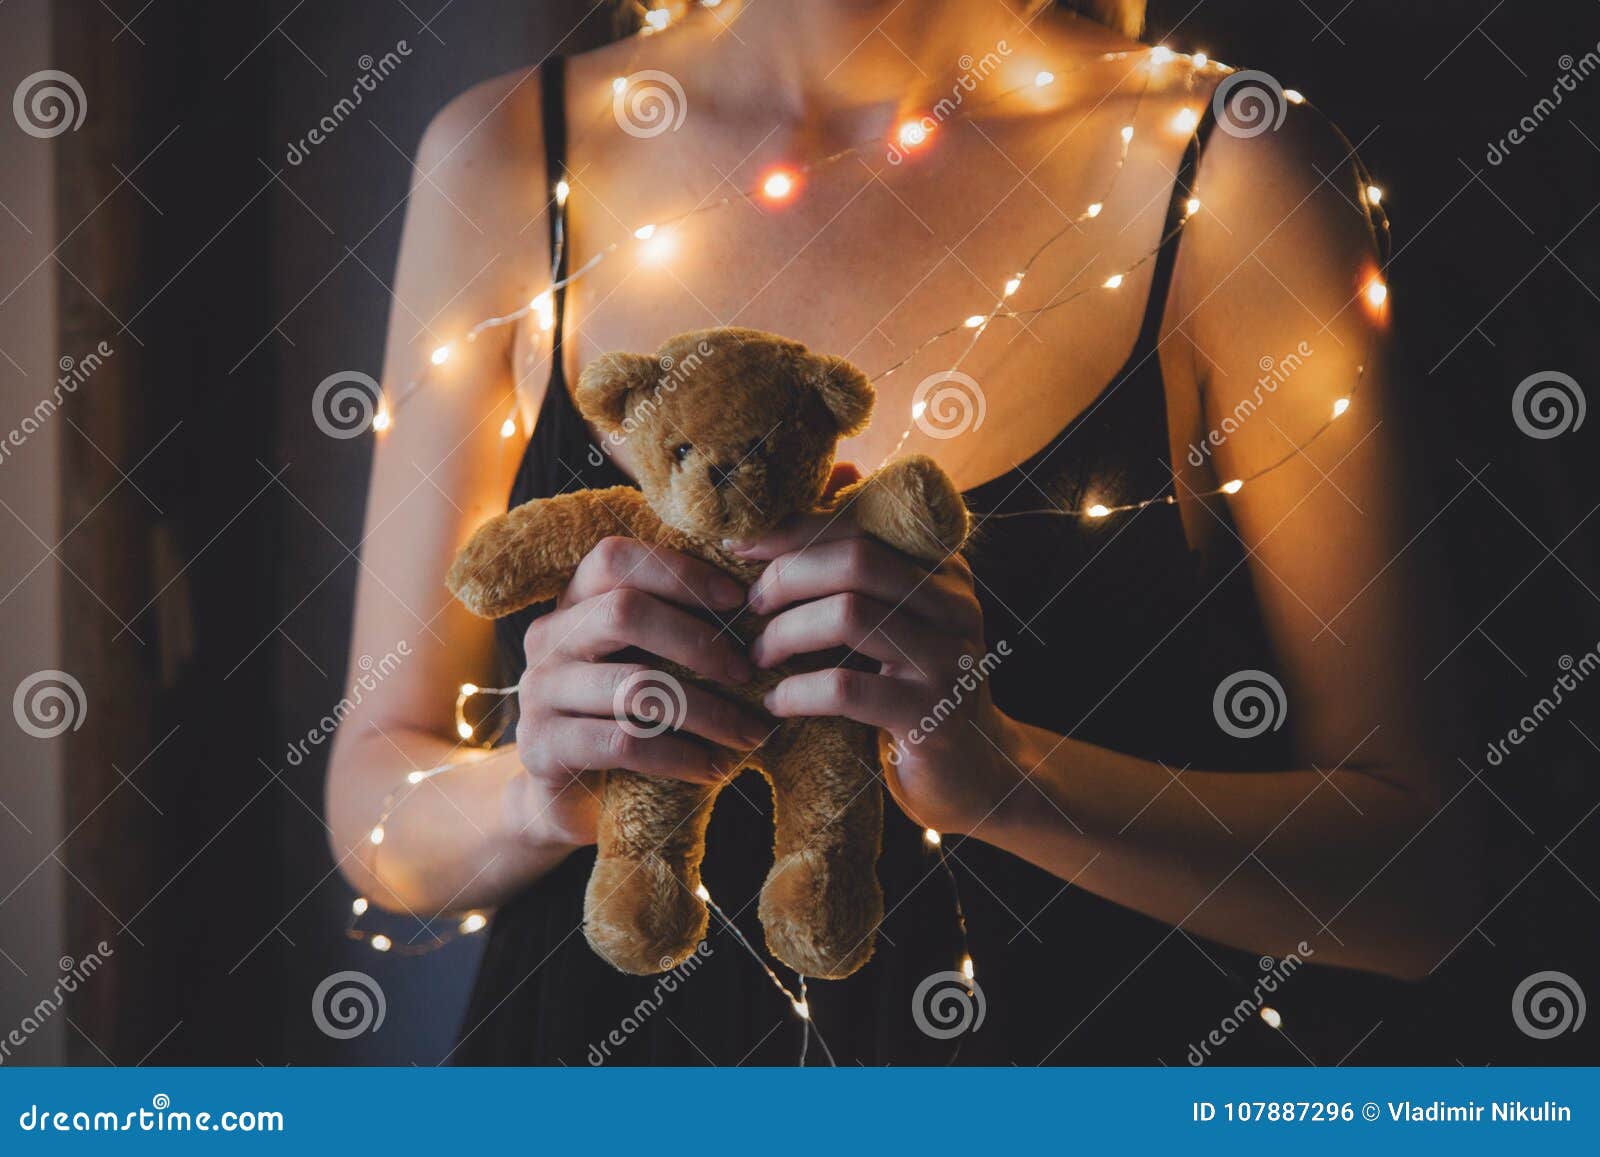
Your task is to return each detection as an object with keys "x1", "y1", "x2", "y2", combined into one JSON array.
[
  {"x1": 803, "y1": 354, "x2": 875, "y2": 437},
  {"x1": 575, "y1": 352, "x2": 658, "y2": 432}
]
